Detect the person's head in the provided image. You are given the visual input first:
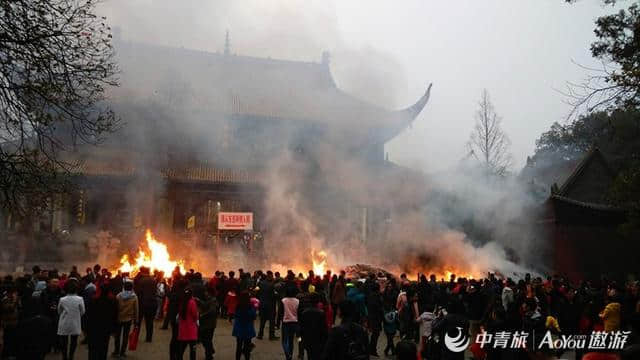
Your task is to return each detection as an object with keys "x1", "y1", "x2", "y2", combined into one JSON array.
[
  {"x1": 86, "y1": 267, "x2": 92, "y2": 275},
  {"x1": 447, "y1": 298, "x2": 464, "y2": 314},
  {"x1": 4, "y1": 285, "x2": 17, "y2": 300},
  {"x1": 32, "y1": 265, "x2": 41, "y2": 275},
  {"x1": 99, "y1": 284, "x2": 110, "y2": 298},
  {"x1": 368, "y1": 283, "x2": 380, "y2": 296},
  {"x1": 395, "y1": 340, "x2": 417, "y2": 360},
  {"x1": 93, "y1": 264, "x2": 101, "y2": 273},
  {"x1": 180, "y1": 288, "x2": 193, "y2": 318},
  {"x1": 124, "y1": 280, "x2": 133, "y2": 291},
  {"x1": 65, "y1": 279, "x2": 78, "y2": 294},
  {"x1": 524, "y1": 297, "x2": 537, "y2": 313},
  {"x1": 237, "y1": 291, "x2": 251, "y2": 311},
  {"x1": 285, "y1": 285, "x2": 297, "y2": 298},
  {"x1": 338, "y1": 300, "x2": 356, "y2": 321},
  {"x1": 229, "y1": 271, "x2": 235, "y2": 279},
  {"x1": 48, "y1": 278, "x2": 59, "y2": 289}
]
